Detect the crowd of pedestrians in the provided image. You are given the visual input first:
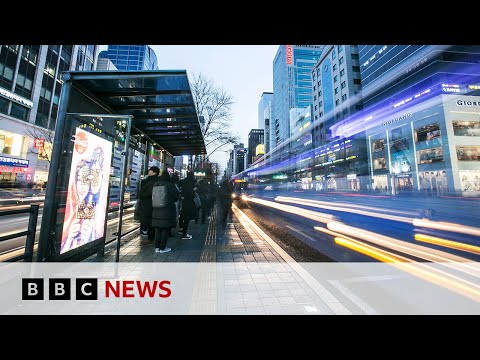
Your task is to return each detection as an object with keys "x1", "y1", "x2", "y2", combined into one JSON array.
[{"x1": 134, "y1": 166, "x2": 233, "y2": 254}]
